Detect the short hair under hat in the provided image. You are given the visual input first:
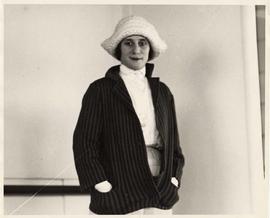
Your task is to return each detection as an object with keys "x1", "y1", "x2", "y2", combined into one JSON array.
[{"x1": 101, "y1": 15, "x2": 167, "y2": 61}]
